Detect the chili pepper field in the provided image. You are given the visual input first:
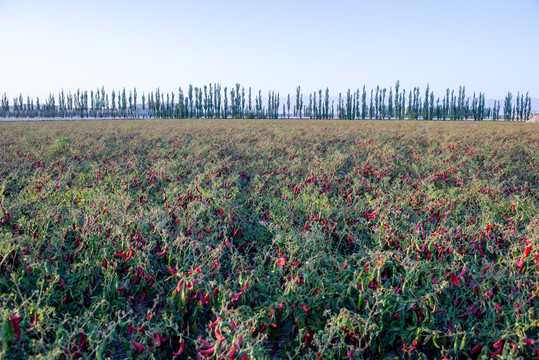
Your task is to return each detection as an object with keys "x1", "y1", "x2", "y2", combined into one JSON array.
[{"x1": 1, "y1": 119, "x2": 538, "y2": 359}]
